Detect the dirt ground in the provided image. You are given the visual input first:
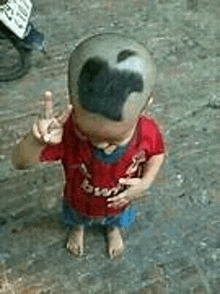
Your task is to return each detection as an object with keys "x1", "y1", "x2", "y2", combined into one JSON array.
[{"x1": 0, "y1": 0, "x2": 220, "y2": 293}]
